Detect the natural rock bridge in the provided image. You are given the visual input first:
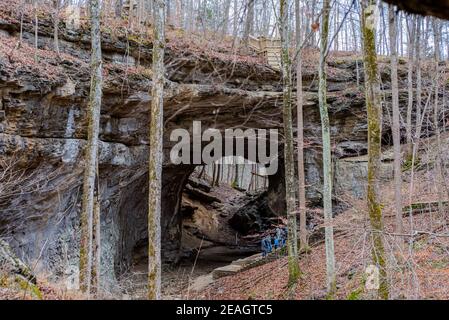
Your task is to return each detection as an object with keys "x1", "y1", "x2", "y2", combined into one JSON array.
[{"x1": 0, "y1": 9, "x2": 441, "y2": 291}]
